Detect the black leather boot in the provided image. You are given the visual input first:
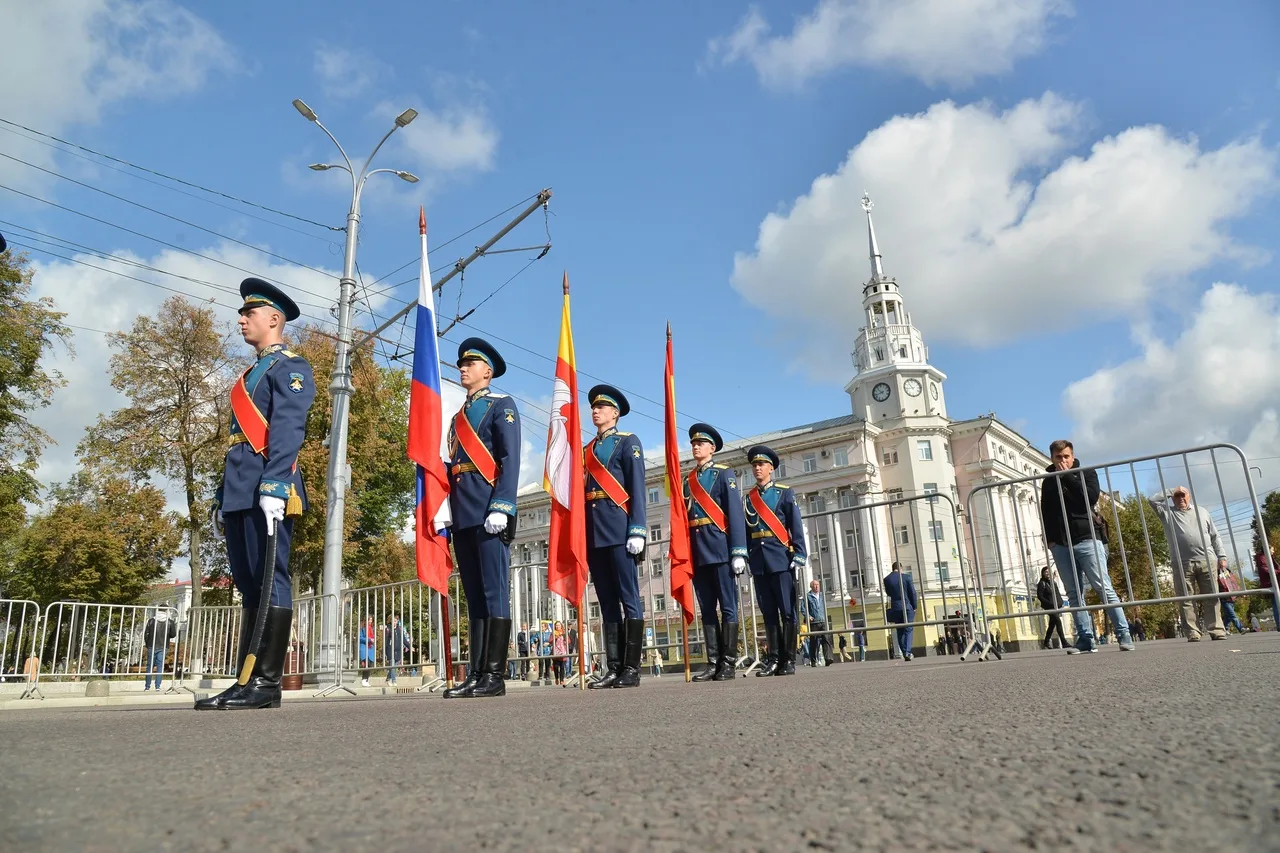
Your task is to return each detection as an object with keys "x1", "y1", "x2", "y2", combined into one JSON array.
[
  {"x1": 613, "y1": 618, "x2": 644, "y2": 688},
  {"x1": 714, "y1": 620, "x2": 738, "y2": 680},
  {"x1": 221, "y1": 607, "x2": 292, "y2": 710},
  {"x1": 589, "y1": 621, "x2": 621, "y2": 689},
  {"x1": 755, "y1": 623, "x2": 779, "y2": 677},
  {"x1": 444, "y1": 618, "x2": 485, "y2": 699},
  {"x1": 194, "y1": 607, "x2": 255, "y2": 710},
  {"x1": 774, "y1": 619, "x2": 797, "y2": 676},
  {"x1": 470, "y1": 618, "x2": 511, "y2": 698},
  {"x1": 692, "y1": 620, "x2": 720, "y2": 682}
]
